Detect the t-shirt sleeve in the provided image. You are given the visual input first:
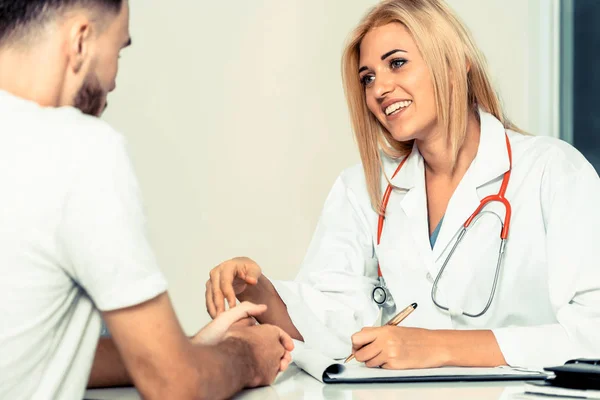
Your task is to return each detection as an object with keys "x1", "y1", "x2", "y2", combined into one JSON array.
[{"x1": 58, "y1": 131, "x2": 167, "y2": 311}]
